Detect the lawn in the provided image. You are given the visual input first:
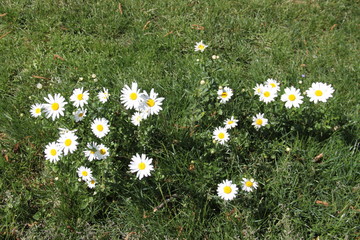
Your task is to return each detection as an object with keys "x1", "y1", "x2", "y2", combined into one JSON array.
[{"x1": 0, "y1": 0, "x2": 359, "y2": 239}]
